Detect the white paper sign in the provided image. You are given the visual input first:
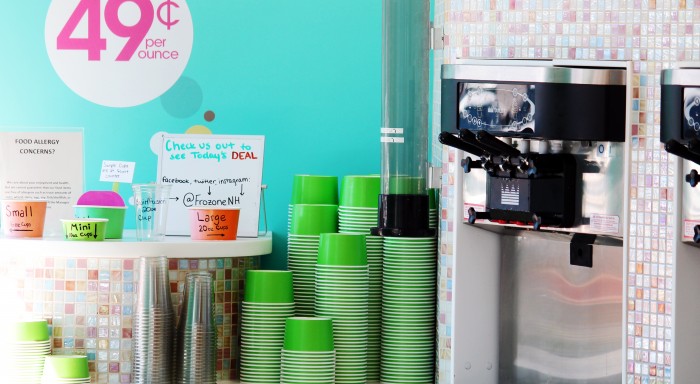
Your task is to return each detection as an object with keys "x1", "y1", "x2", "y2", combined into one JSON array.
[
  {"x1": 100, "y1": 161, "x2": 135, "y2": 183},
  {"x1": 0, "y1": 131, "x2": 84, "y2": 236},
  {"x1": 157, "y1": 134, "x2": 265, "y2": 237}
]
